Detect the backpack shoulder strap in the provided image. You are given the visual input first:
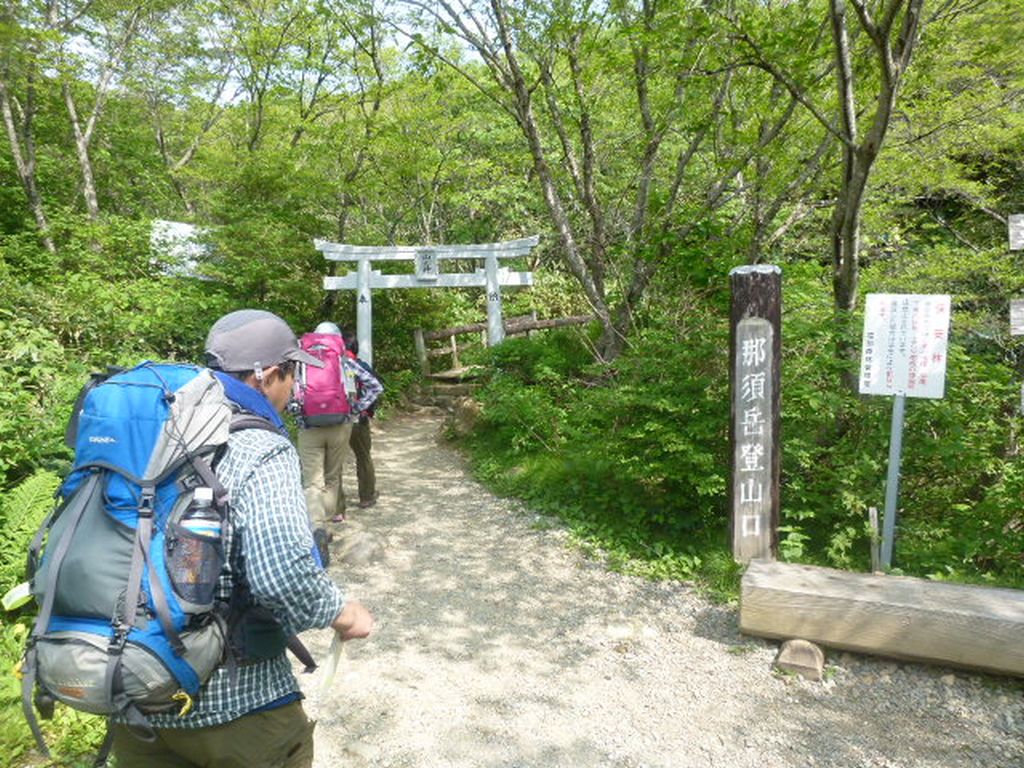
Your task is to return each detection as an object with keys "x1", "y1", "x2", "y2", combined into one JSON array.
[
  {"x1": 223, "y1": 411, "x2": 319, "y2": 673},
  {"x1": 63, "y1": 367, "x2": 126, "y2": 449},
  {"x1": 229, "y1": 413, "x2": 282, "y2": 434}
]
